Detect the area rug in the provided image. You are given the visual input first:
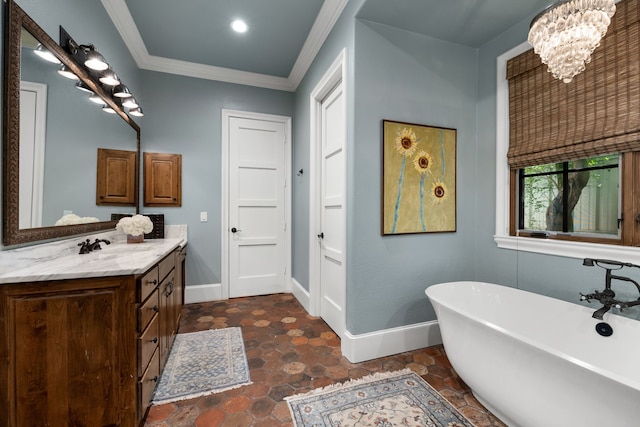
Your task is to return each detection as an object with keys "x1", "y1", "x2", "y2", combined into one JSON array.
[
  {"x1": 286, "y1": 369, "x2": 474, "y2": 427},
  {"x1": 151, "y1": 327, "x2": 251, "y2": 405}
]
